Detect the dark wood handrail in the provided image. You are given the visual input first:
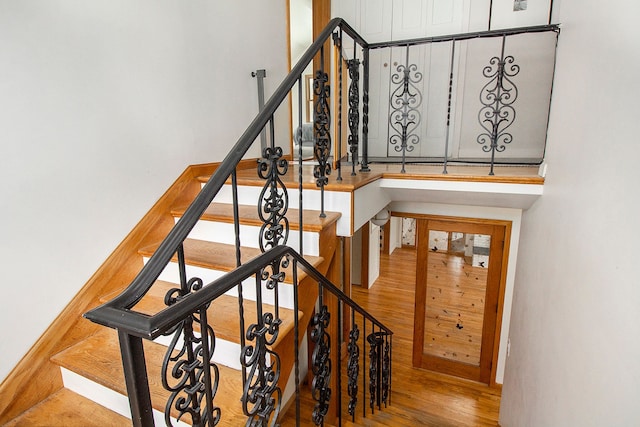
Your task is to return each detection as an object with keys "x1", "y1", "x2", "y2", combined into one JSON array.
[{"x1": 85, "y1": 245, "x2": 393, "y2": 340}]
